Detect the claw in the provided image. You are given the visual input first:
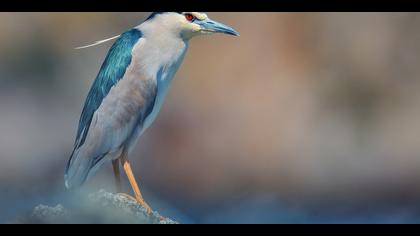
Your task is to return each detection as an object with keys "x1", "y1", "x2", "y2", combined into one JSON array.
[
  {"x1": 116, "y1": 193, "x2": 153, "y2": 214},
  {"x1": 116, "y1": 192, "x2": 137, "y2": 202},
  {"x1": 137, "y1": 198, "x2": 153, "y2": 215}
]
